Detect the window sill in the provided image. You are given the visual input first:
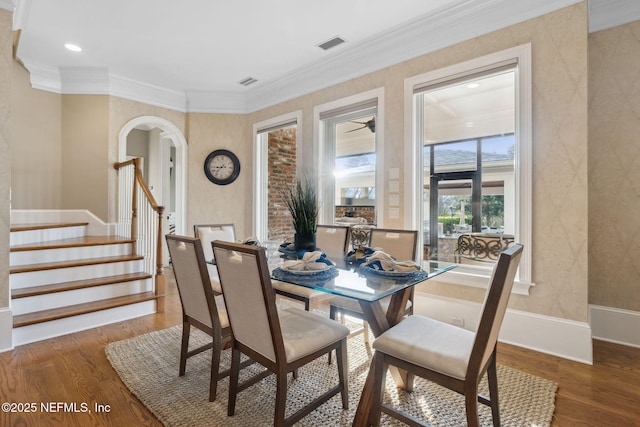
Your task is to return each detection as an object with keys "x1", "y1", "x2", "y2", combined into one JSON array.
[{"x1": 434, "y1": 265, "x2": 534, "y2": 296}]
